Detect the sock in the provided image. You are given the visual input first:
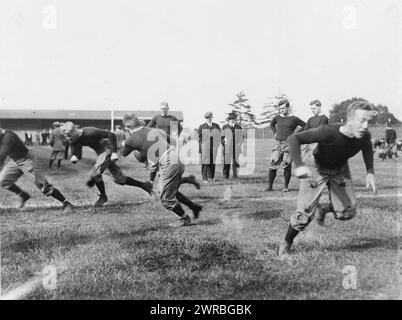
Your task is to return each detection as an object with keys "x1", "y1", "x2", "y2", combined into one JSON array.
[
  {"x1": 50, "y1": 188, "x2": 67, "y2": 204},
  {"x1": 284, "y1": 169, "x2": 291, "y2": 189},
  {"x1": 48, "y1": 159, "x2": 53, "y2": 169},
  {"x1": 57, "y1": 160, "x2": 61, "y2": 169},
  {"x1": 284, "y1": 224, "x2": 299, "y2": 246},
  {"x1": 95, "y1": 180, "x2": 106, "y2": 197},
  {"x1": 172, "y1": 203, "x2": 186, "y2": 217},
  {"x1": 176, "y1": 191, "x2": 197, "y2": 210},
  {"x1": 268, "y1": 169, "x2": 277, "y2": 188},
  {"x1": 7, "y1": 184, "x2": 25, "y2": 196},
  {"x1": 125, "y1": 177, "x2": 144, "y2": 188}
]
